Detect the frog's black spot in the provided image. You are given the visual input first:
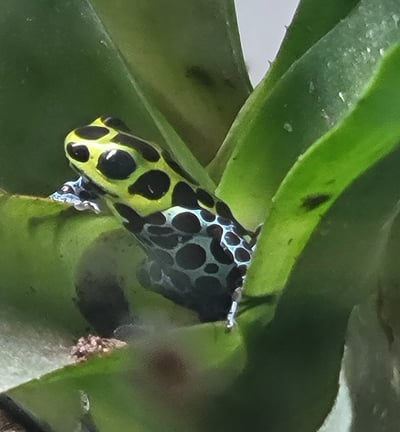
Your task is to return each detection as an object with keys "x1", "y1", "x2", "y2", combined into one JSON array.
[
  {"x1": 163, "y1": 268, "x2": 191, "y2": 292},
  {"x1": 100, "y1": 116, "x2": 131, "y2": 133},
  {"x1": 172, "y1": 212, "x2": 201, "y2": 233},
  {"x1": 194, "y1": 276, "x2": 223, "y2": 295},
  {"x1": 235, "y1": 247, "x2": 251, "y2": 263},
  {"x1": 217, "y1": 216, "x2": 231, "y2": 226},
  {"x1": 237, "y1": 265, "x2": 247, "y2": 276},
  {"x1": 196, "y1": 188, "x2": 214, "y2": 208},
  {"x1": 176, "y1": 243, "x2": 206, "y2": 270},
  {"x1": 210, "y1": 238, "x2": 233, "y2": 265},
  {"x1": 206, "y1": 224, "x2": 223, "y2": 239},
  {"x1": 145, "y1": 212, "x2": 166, "y2": 225},
  {"x1": 66, "y1": 143, "x2": 90, "y2": 162},
  {"x1": 225, "y1": 231, "x2": 240, "y2": 246},
  {"x1": 198, "y1": 295, "x2": 231, "y2": 321},
  {"x1": 114, "y1": 203, "x2": 144, "y2": 233},
  {"x1": 243, "y1": 241, "x2": 252, "y2": 252},
  {"x1": 153, "y1": 248, "x2": 174, "y2": 266},
  {"x1": 97, "y1": 149, "x2": 136, "y2": 180},
  {"x1": 185, "y1": 65, "x2": 215, "y2": 88},
  {"x1": 75, "y1": 125, "x2": 109, "y2": 140},
  {"x1": 76, "y1": 188, "x2": 95, "y2": 201},
  {"x1": 149, "y1": 235, "x2": 179, "y2": 250},
  {"x1": 200, "y1": 209, "x2": 215, "y2": 222},
  {"x1": 162, "y1": 151, "x2": 199, "y2": 185},
  {"x1": 204, "y1": 263, "x2": 219, "y2": 274},
  {"x1": 226, "y1": 266, "x2": 243, "y2": 289},
  {"x1": 147, "y1": 225, "x2": 174, "y2": 235},
  {"x1": 232, "y1": 223, "x2": 247, "y2": 238},
  {"x1": 113, "y1": 133, "x2": 160, "y2": 162},
  {"x1": 172, "y1": 182, "x2": 198, "y2": 208},
  {"x1": 301, "y1": 193, "x2": 331, "y2": 211},
  {"x1": 216, "y1": 201, "x2": 234, "y2": 220},
  {"x1": 128, "y1": 170, "x2": 170, "y2": 200},
  {"x1": 149, "y1": 262, "x2": 162, "y2": 282}
]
